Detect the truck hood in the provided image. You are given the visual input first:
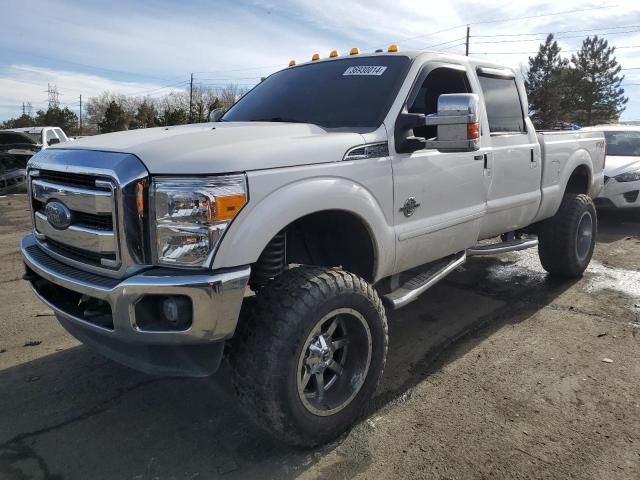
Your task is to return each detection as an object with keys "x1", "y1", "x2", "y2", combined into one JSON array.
[
  {"x1": 56, "y1": 122, "x2": 367, "y2": 174},
  {"x1": 604, "y1": 155, "x2": 640, "y2": 177}
]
